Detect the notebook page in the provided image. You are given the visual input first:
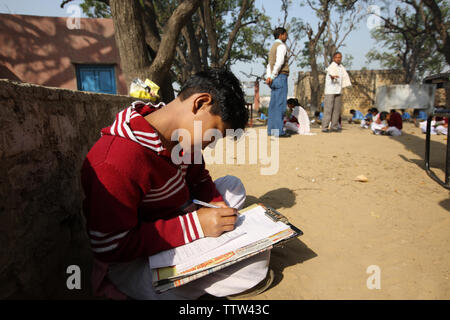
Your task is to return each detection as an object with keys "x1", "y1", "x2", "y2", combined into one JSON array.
[
  {"x1": 149, "y1": 215, "x2": 247, "y2": 269},
  {"x1": 174, "y1": 206, "x2": 290, "y2": 272},
  {"x1": 149, "y1": 205, "x2": 289, "y2": 270}
]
